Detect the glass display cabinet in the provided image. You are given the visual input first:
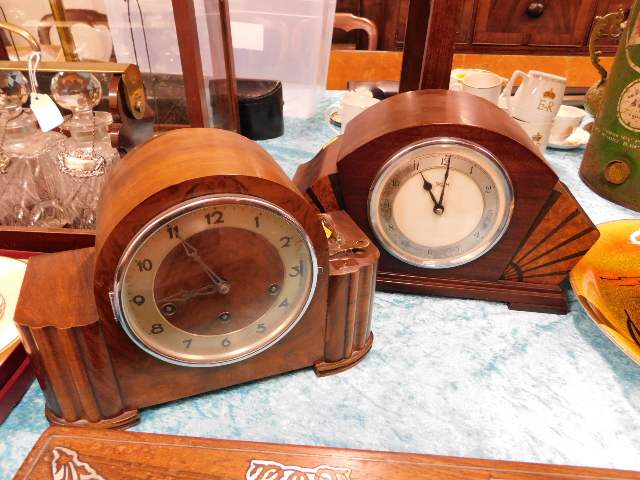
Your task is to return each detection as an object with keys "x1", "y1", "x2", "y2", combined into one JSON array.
[
  {"x1": 0, "y1": 0, "x2": 239, "y2": 130},
  {"x1": 0, "y1": 0, "x2": 239, "y2": 244}
]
